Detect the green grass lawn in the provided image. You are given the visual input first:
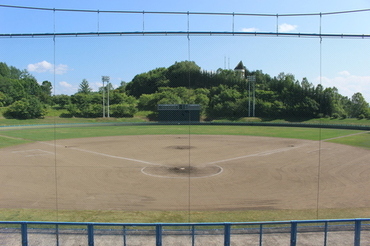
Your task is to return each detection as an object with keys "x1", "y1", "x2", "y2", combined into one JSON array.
[
  {"x1": 264, "y1": 117, "x2": 370, "y2": 125},
  {"x1": 327, "y1": 131, "x2": 370, "y2": 149},
  {"x1": 1, "y1": 207, "x2": 369, "y2": 223},
  {"x1": 0, "y1": 115, "x2": 147, "y2": 126},
  {"x1": 1, "y1": 107, "x2": 370, "y2": 127},
  {"x1": 0, "y1": 125, "x2": 365, "y2": 143},
  {"x1": 0, "y1": 135, "x2": 31, "y2": 148},
  {"x1": 0, "y1": 106, "x2": 148, "y2": 126}
]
